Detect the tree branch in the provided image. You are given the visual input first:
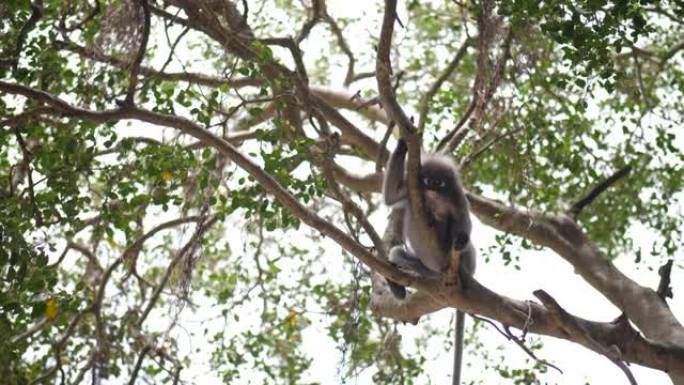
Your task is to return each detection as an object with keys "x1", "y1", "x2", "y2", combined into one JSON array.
[
  {"x1": 417, "y1": 37, "x2": 472, "y2": 133},
  {"x1": 569, "y1": 164, "x2": 633, "y2": 219},
  {"x1": 534, "y1": 290, "x2": 638, "y2": 385},
  {"x1": 376, "y1": 0, "x2": 441, "y2": 256},
  {"x1": 124, "y1": 0, "x2": 151, "y2": 105},
  {"x1": 657, "y1": 259, "x2": 674, "y2": 301},
  {"x1": 3, "y1": 79, "x2": 684, "y2": 376},
  {"x1": 1, "y1": 0, "x2": 43, "y2": 70},
  {"x1": 0, "y1": 80, "x2": 416, "y2": 292}
]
